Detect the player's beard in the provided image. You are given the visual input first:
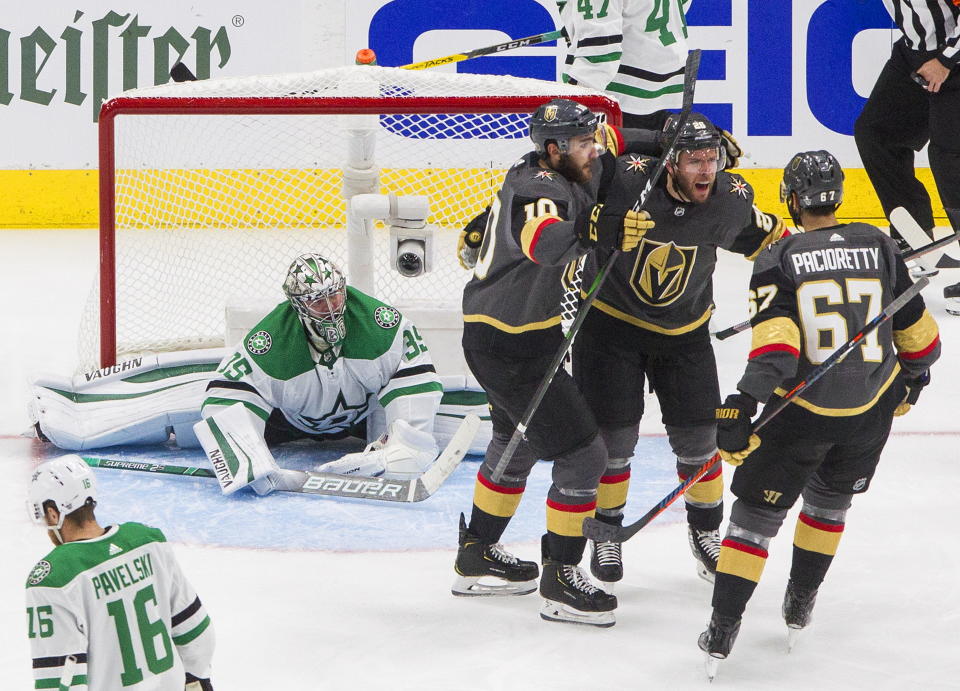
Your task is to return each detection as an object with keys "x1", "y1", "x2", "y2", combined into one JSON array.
[
  {"x1": 556, "y1": 152, "x2": 593, "y2": 183},
  {"x1": 673, "y1": 169, "x2": 715, "y2": 204}
]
